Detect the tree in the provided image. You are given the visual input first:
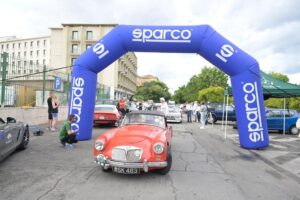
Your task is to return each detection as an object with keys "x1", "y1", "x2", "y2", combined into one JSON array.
[
  {"x1": 268, "y1": 72, "x2": 289, "y2": 83},
  {"x1": 198, "y1": 86, "x2": 225, "y2": 103},
  {"x1": 175, "y1": 66, "x2": 228, "y2": 102},
  {"x1": 172, "y1": 85, "x2": 186, "y2": 103},
  {"x1": 136, "y1": 81, "x2": 171, "y2": 102}
]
